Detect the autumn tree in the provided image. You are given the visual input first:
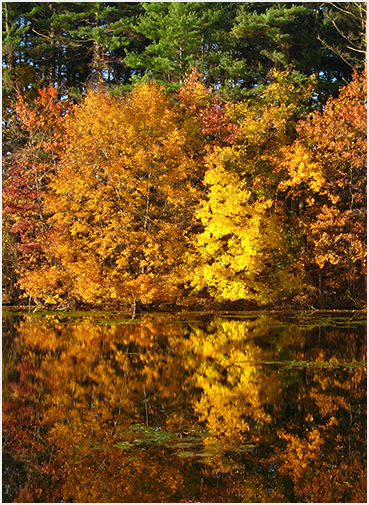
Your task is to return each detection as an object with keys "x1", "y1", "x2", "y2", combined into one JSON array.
[
  {"x1": 178, "y1": 68, "x2": 240, "y2": 149},
  {"x1": 277, "y1": 68, "x2": 367, "y2": 306},
  {"x1": 188, "y1": 68, "x2": 316, "y2": 305},
  {"x1": 19, "y1": 83, "x2": 203, "y2": 308},
  {"x1": 2, "y1": 86, "x2": 71, "y2": 304}
]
